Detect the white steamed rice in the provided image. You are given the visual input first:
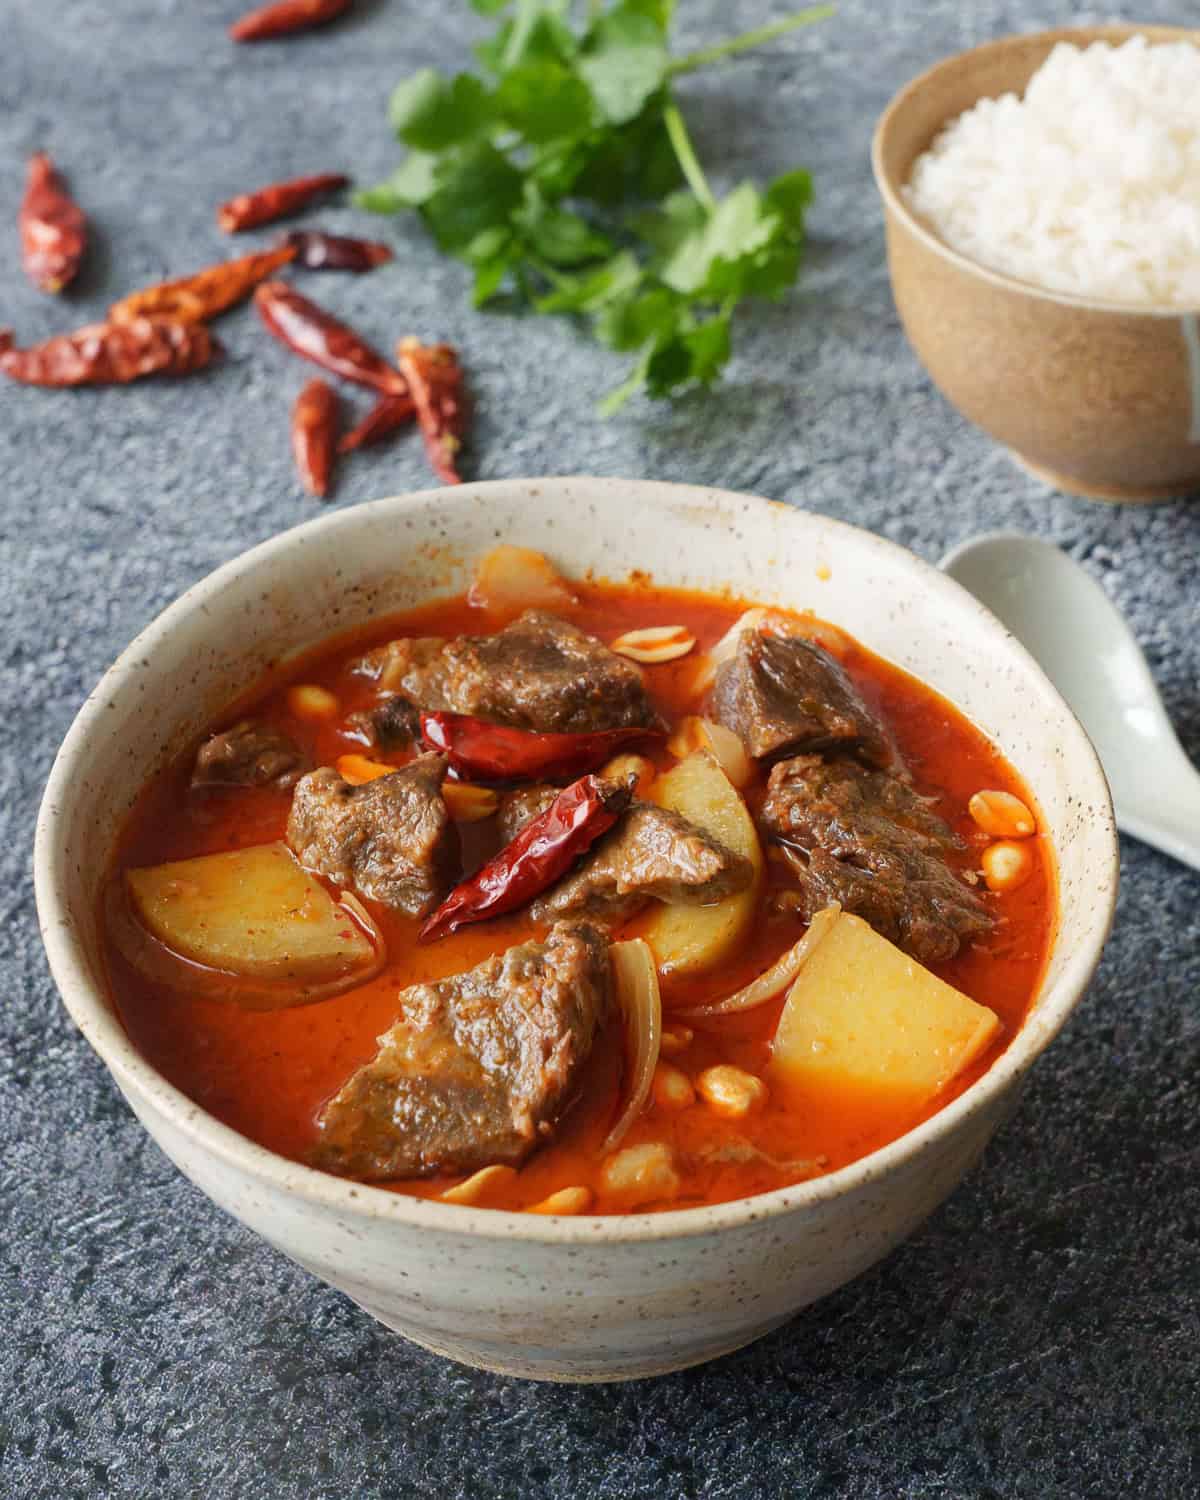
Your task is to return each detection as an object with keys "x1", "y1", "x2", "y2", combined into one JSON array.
[{"x1": 904, "y1": 37, "x2": 1200, "y2": 306}]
